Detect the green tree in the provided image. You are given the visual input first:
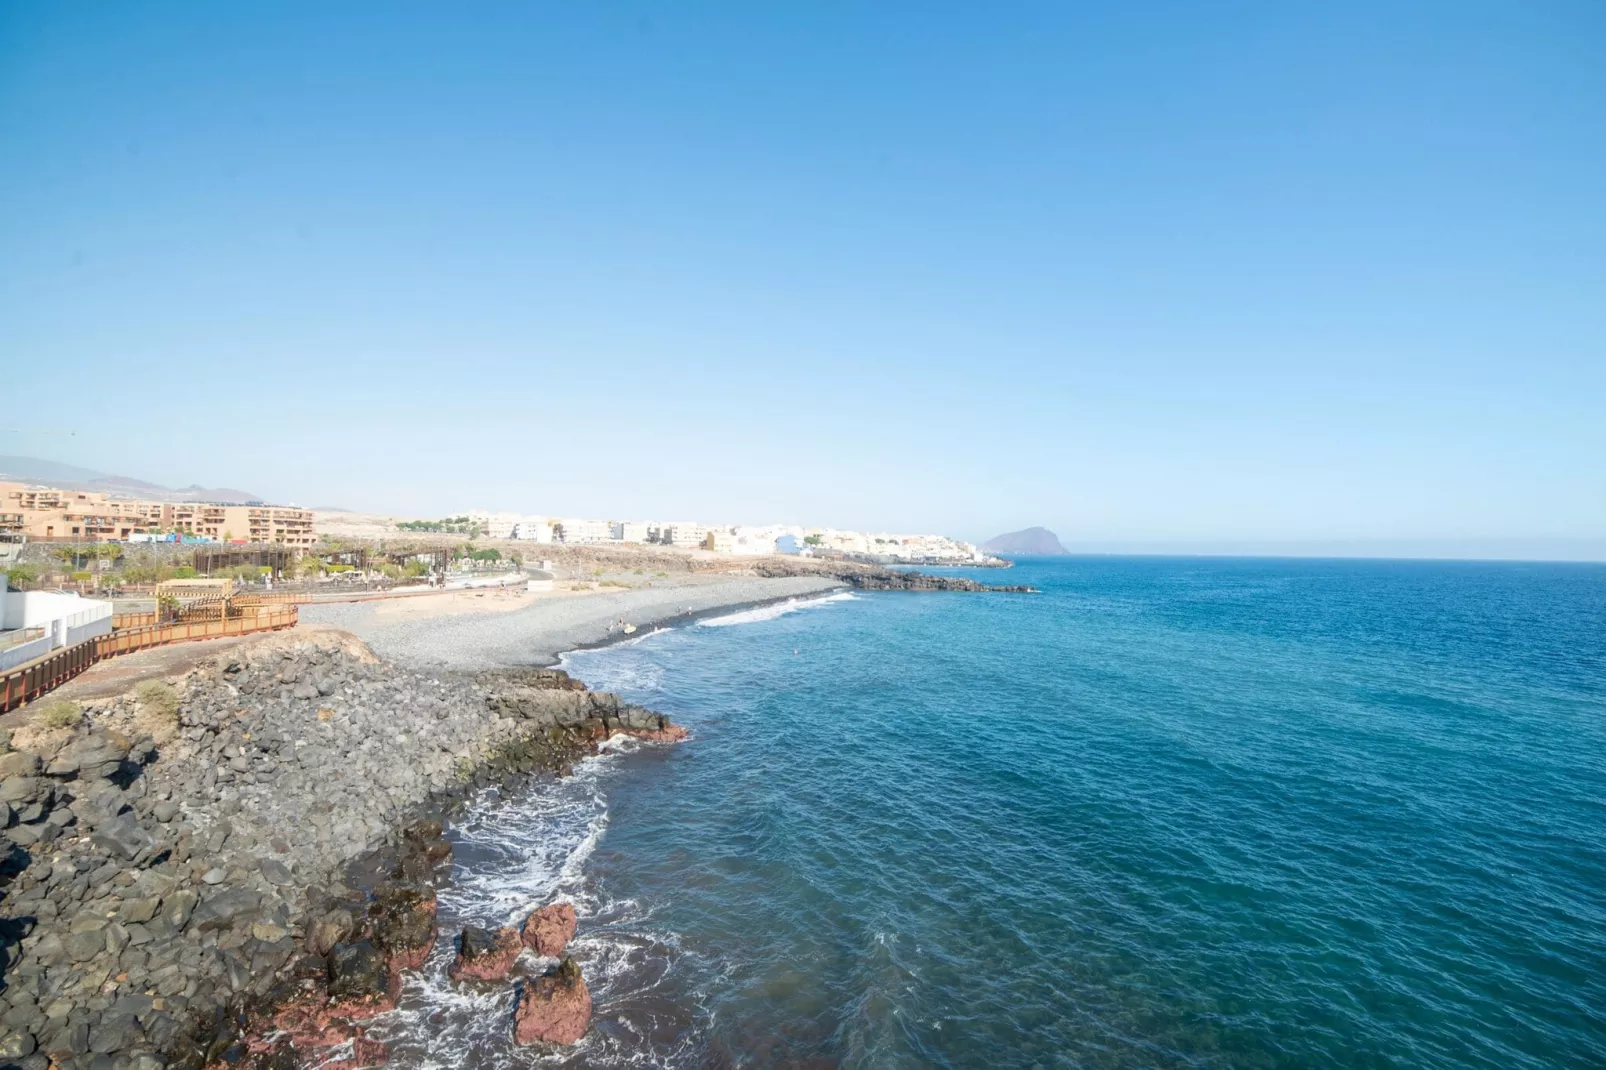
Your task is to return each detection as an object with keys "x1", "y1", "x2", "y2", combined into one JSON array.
[{"x1": 3, "y1": 563, "x2": 40, "y2": 589}]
